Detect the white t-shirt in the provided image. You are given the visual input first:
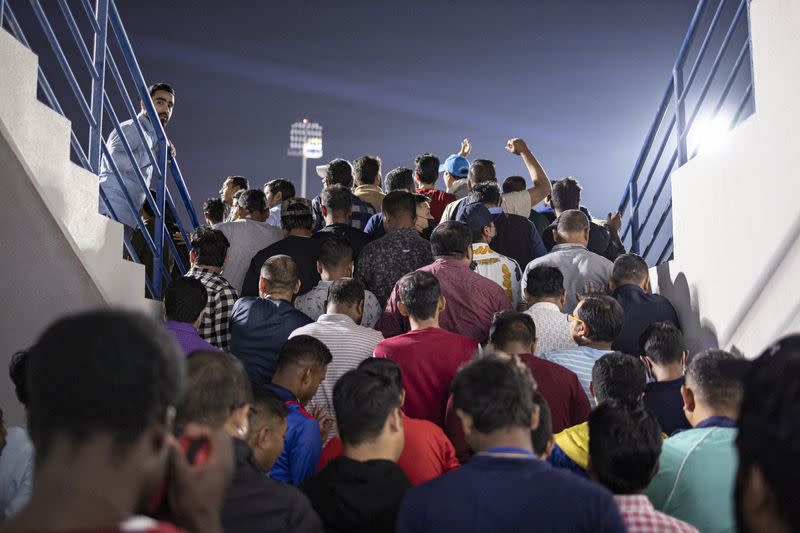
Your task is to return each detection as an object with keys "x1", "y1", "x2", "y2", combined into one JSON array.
[{"x1": 217, "y1": 219, "x2": 283, "y2": 293}]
